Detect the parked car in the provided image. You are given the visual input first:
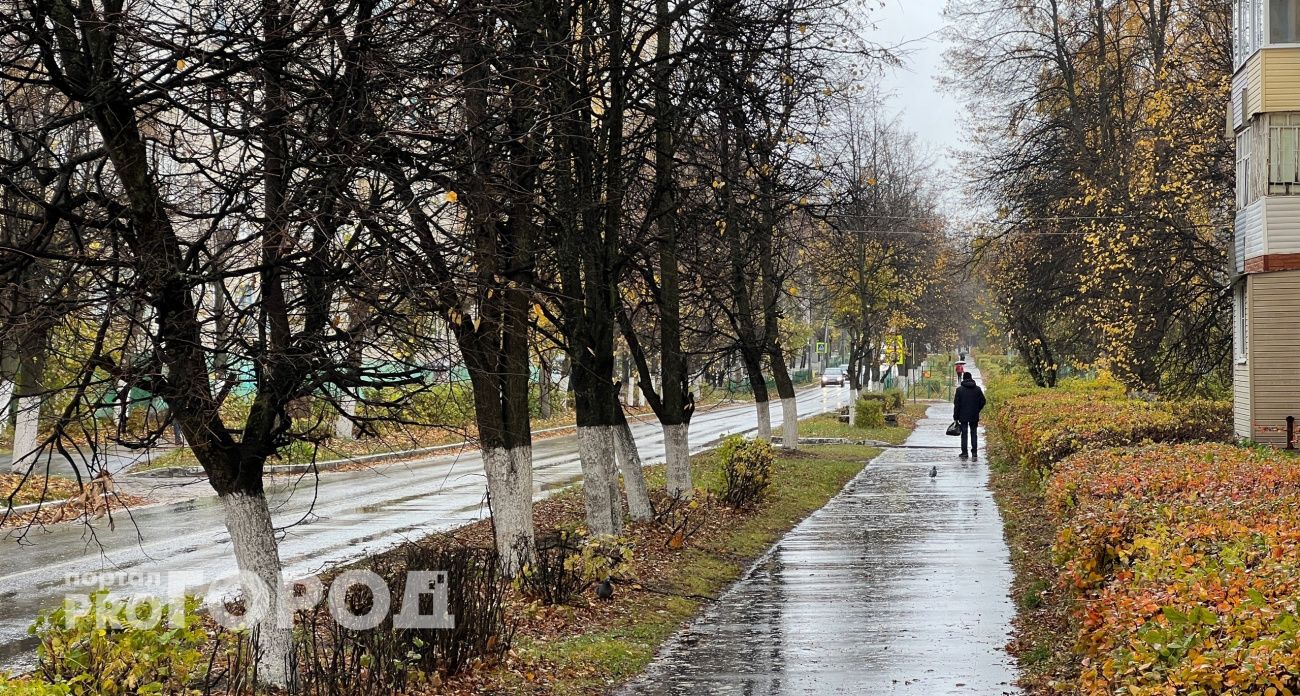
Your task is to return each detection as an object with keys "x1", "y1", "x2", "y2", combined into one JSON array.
[{"x1": 820, "y1": 367, "x2": 845, "y2": 387}]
